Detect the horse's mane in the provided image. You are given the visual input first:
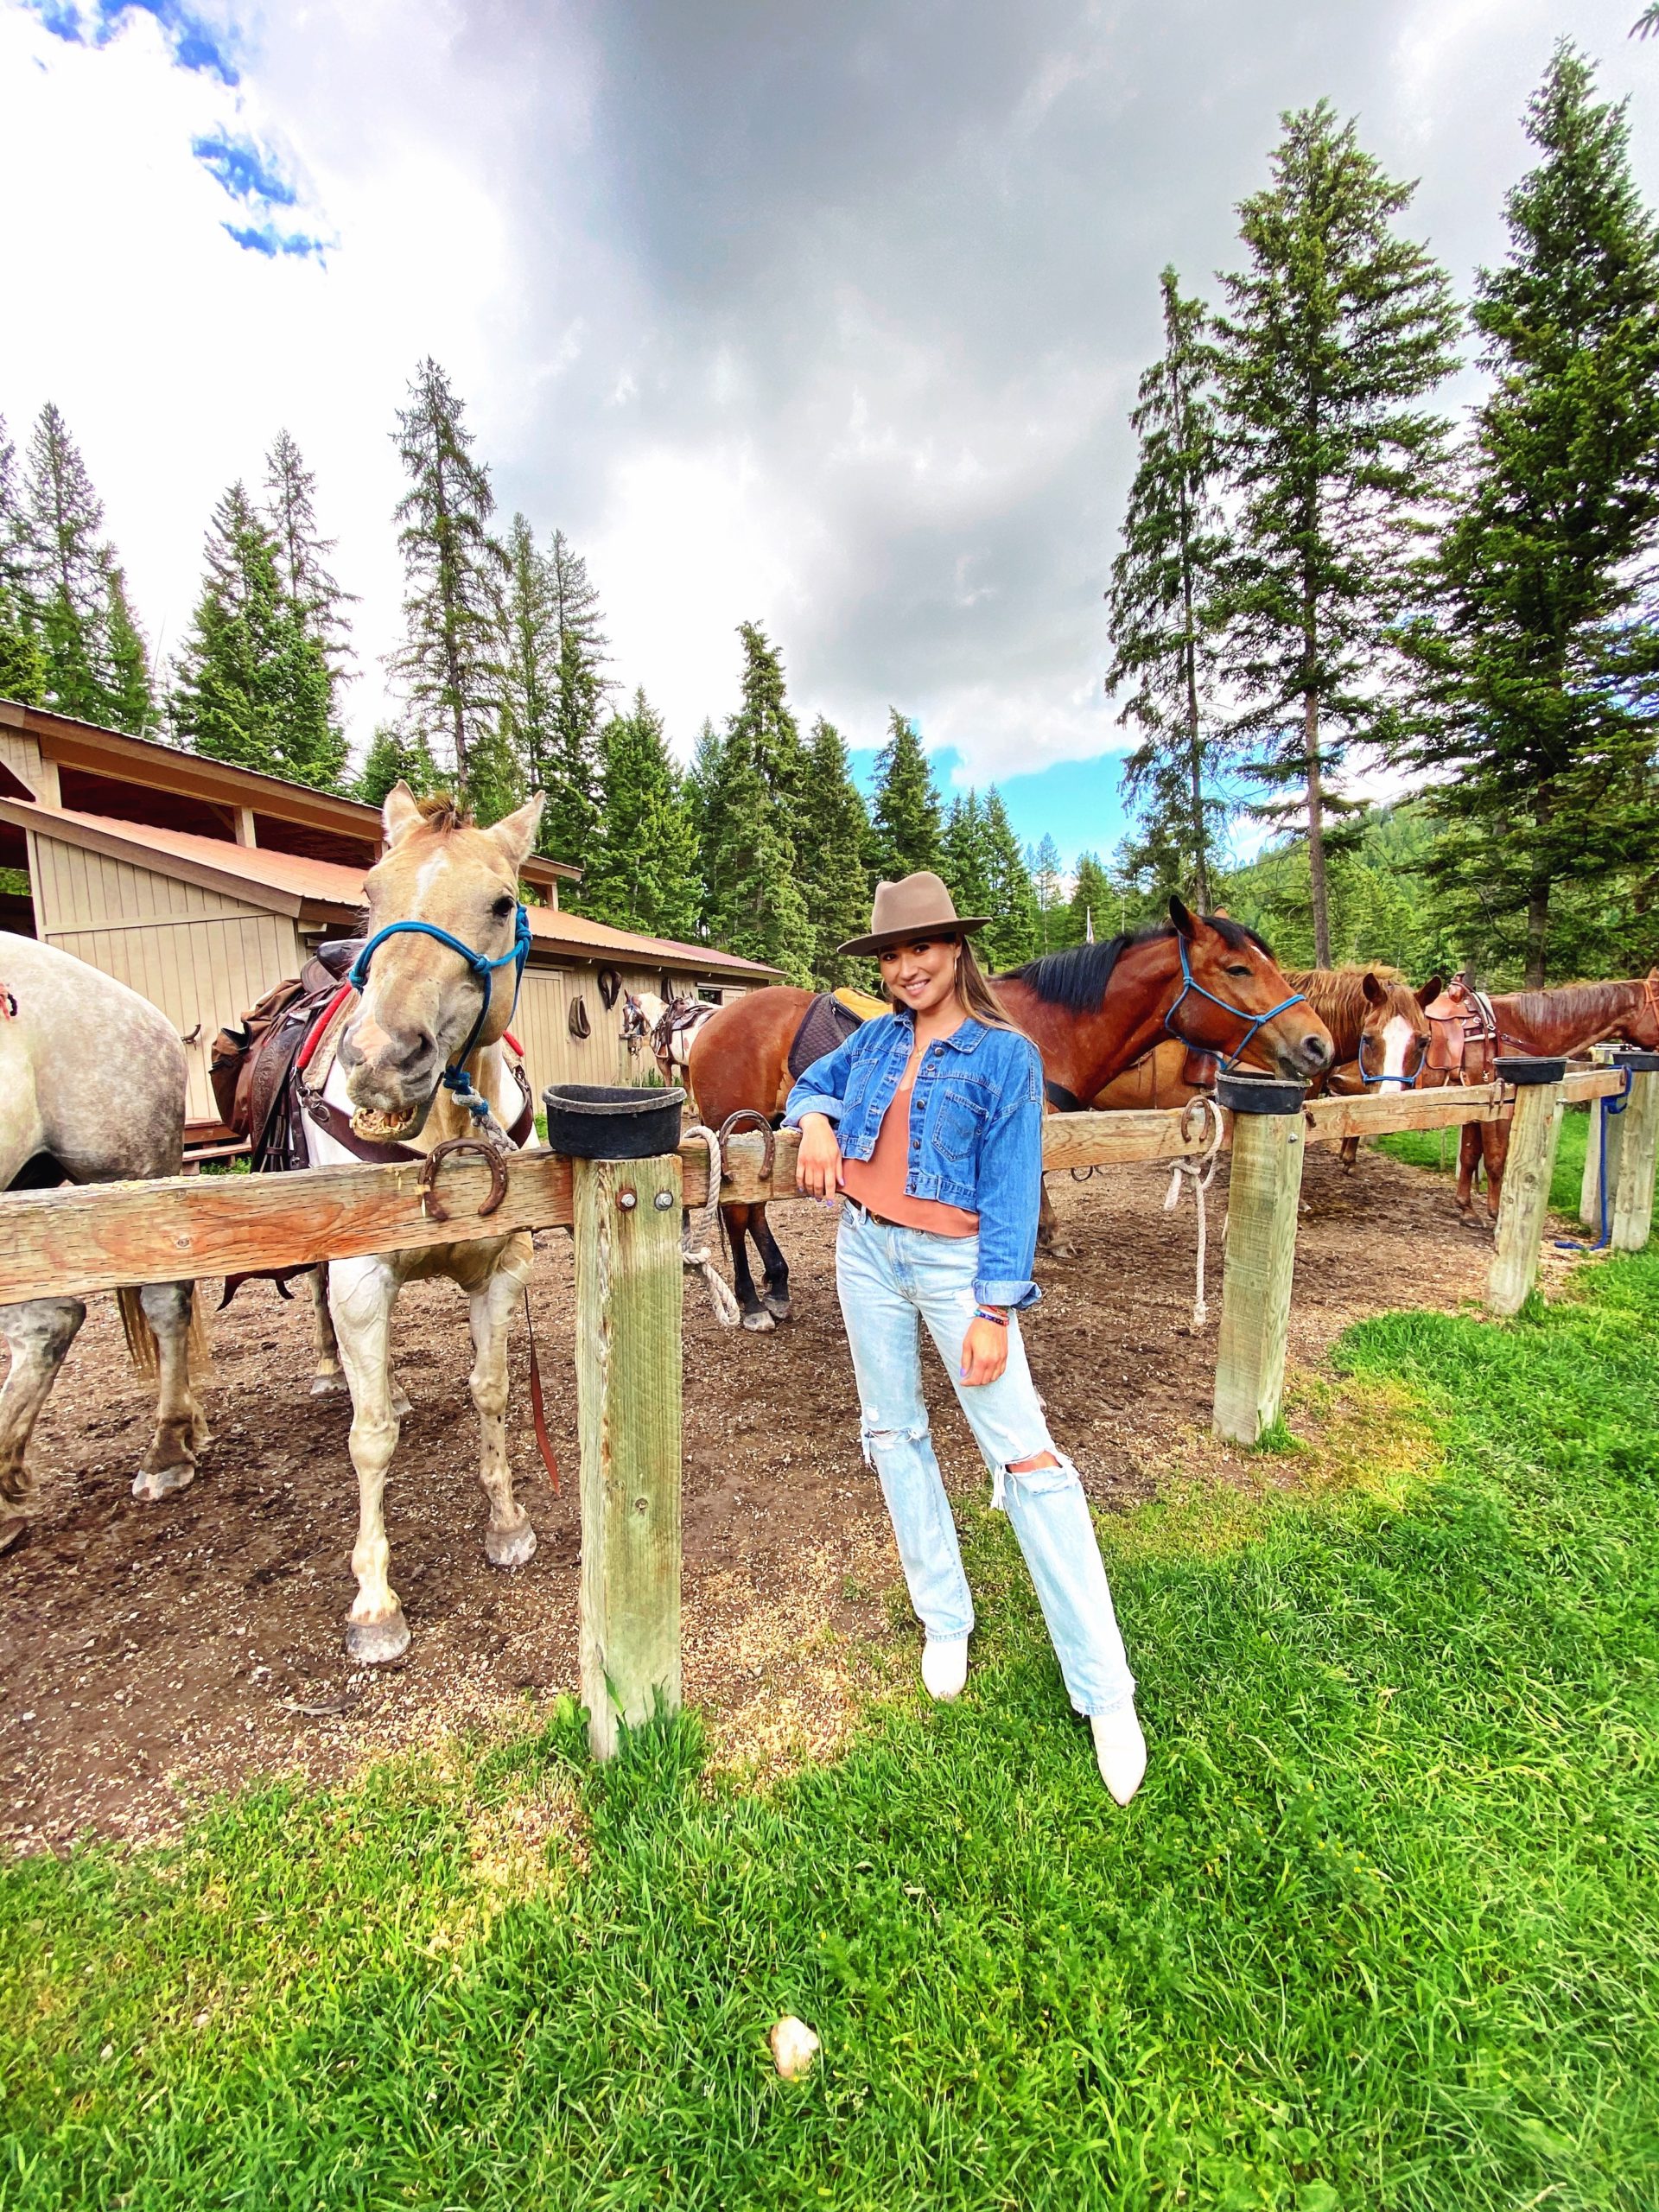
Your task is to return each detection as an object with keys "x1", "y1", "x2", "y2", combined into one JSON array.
[
  {"x1": 1288, "y1": 967, "x2": 1414, "y2": 1027},
  {"x1": 416, "y1": 791, "x2": 472, "y2": 833},
  {"x1": 1498, "y1": 978, "x2": 1637, "y2": 1027},
  {"x1": 1000, "y1": 916, "x2": 1272, "y2": 1014}
]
